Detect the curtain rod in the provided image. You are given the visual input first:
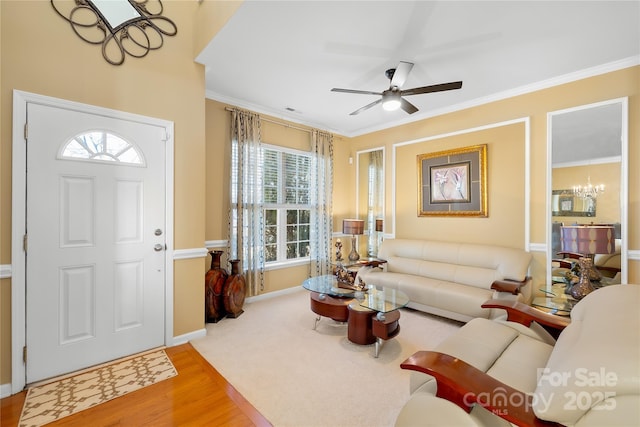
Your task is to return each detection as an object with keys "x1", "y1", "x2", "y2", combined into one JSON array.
[{"x1": 225, "y1": 107, "x2": 313, "y2": 134}]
